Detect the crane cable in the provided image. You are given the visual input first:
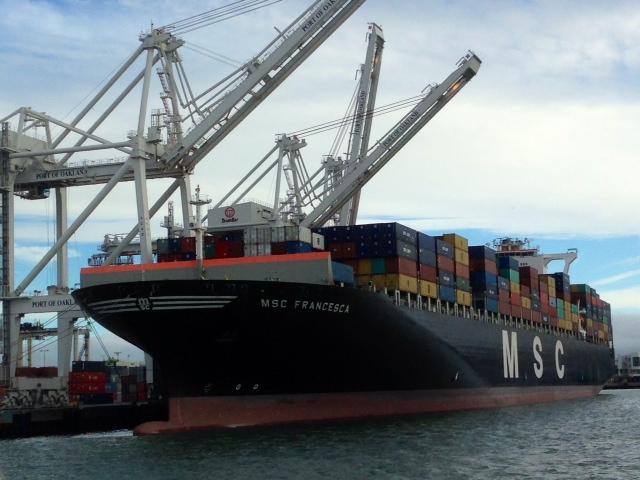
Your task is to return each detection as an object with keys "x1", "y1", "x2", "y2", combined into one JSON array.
[
  {"x1": 288, "y1": 94, "x2": 427, "y2": 138},
  {"x1": 160, "y1": 0, "x2": 282, "y2": 35}
]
